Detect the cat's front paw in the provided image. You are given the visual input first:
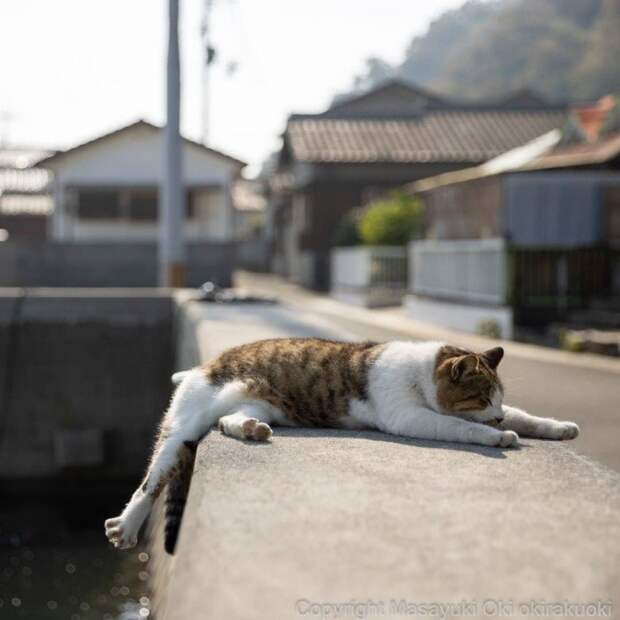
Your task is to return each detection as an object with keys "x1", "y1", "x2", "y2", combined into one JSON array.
[
  {"x1": 499, "y1": 430, "x2": 519, "y2": 448},
  {"x1": 558, "y1": 422, "x2": 579, "y2": 440},
  {"x1": 105, "y1": 516, "x2": 138, "y2": 550}
]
